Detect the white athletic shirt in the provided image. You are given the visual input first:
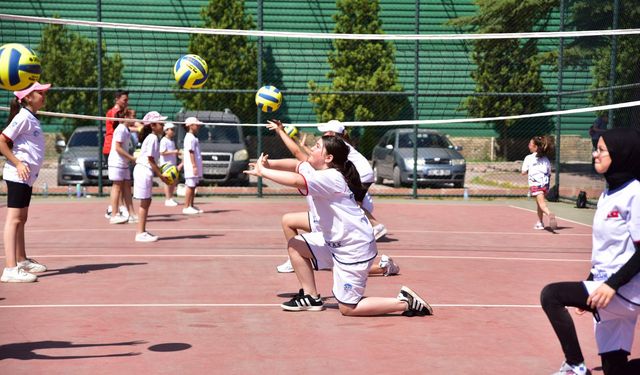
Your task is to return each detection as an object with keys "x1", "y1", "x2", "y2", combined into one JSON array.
[
  {"x1": 159, "y1": 136, "x2": 177, "y2": 166},
  {"x1": 590, "y1": 179, "x2": 640, "y2": 304},
  {"x1": 521, "y1": 153, "x2": 551, "y2": 188},
  {"x1": 136, "y1": 133, "x2": 160, "y2": 169},
  {"x1": 108, "y1": 124, "x2": 131, "y2": 169},
  {"x1": 297, "y1": 161, "x2": 375, "y2": 263},
  {"x1": 183, "y1": 132, "x2": 202, "y2": 178},
  {"x1": 347, "y1": 143, "x2": 374, "y2": 184},
  {"x1": 1, "y1": 107, "x2": 45, "y2": 187}
]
